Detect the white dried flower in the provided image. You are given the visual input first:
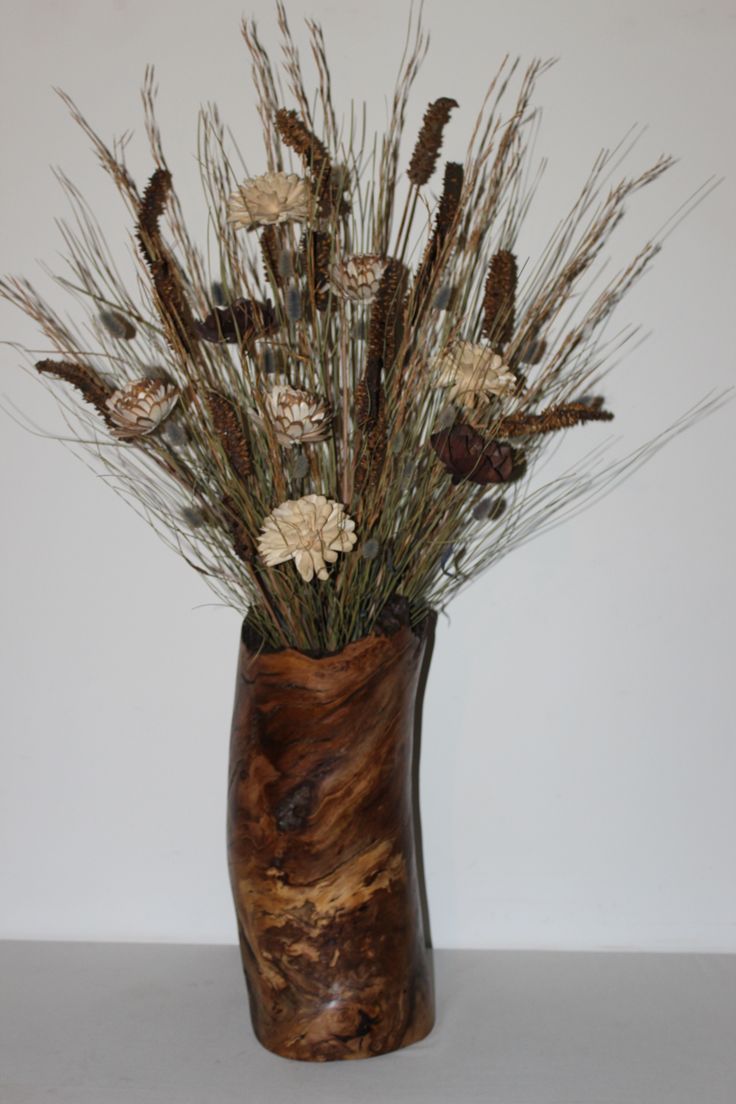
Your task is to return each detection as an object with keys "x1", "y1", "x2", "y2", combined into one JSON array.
[
  {"x1": 258, "y1": 494, "x2": 357, "y2": 582},
  {"x1": 254, "y1": 383, "x2": 331, "y2": 447},
  {"x1": 106, "y1": 379, "x2": 179, "y2": 439},
  {"x1": 227, "y1": 172, "x2": 311, "y2": 230},
  {"x1": 330, "y1": 254, "x2": 387, "y2": 303},
  {"x1": 434, "y1": 341, "x2": 517, "y2": 406}
]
